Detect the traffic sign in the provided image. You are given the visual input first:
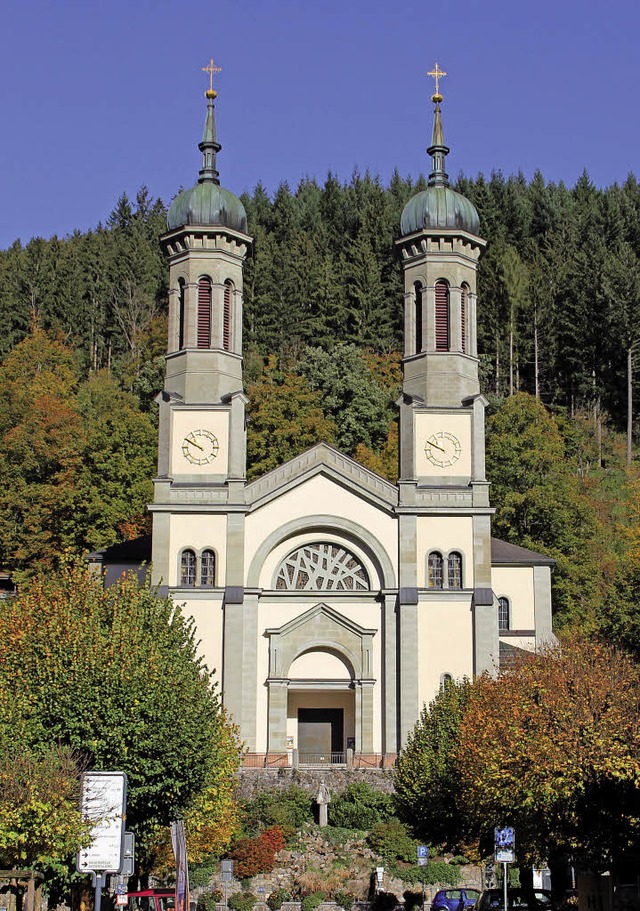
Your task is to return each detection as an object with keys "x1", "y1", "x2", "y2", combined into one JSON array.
[
  {"x1": 417, "y1": 845, "x2": 429, "y2": 867},
  {"x1": 494, "y1": 826, "x2": 515, "y2": 863},
  {"x1": 76, "y1": 772, "x2": 127, "y2": 875}
]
